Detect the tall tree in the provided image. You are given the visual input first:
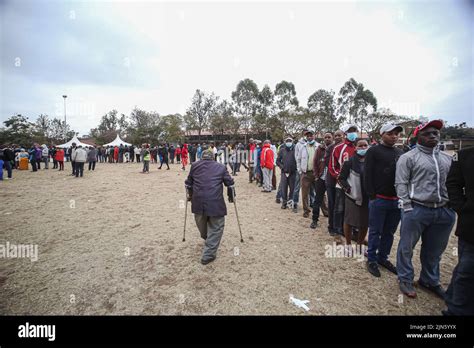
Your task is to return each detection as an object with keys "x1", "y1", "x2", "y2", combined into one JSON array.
[
  {"x1": 231, "y1": 78, "x2": 259, "y2": 141},
  {"x1": 127, "y1": 107, "x2": 161, "y2": 145},
  {"x1": 307, "y1": 89, "x2": 340, "y2": 134},
  {"x1": 159, "y1": 114, "x2": 184, "y2": 143},
  {"x1": 254, "y1": 84, "x2": 274, "y2": 138},
  {"x1": 209, "y1": 99, "x2": 240, "y2": 139},
  {"x1": 185, "y1": 89, "x2": 217, "y2": 141},
  {"x1": 337, "y1": 78, "x2": 377, "y2": 134},
  {"x1": 0, "y1": 114, "x2": 35, "y2": 146},
  {"x1": 274, "y1": 80, "x2": 299, "y2": 136},
  {"x1": 35, "y1": 114, "x2": 51, "y2": 142}
]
